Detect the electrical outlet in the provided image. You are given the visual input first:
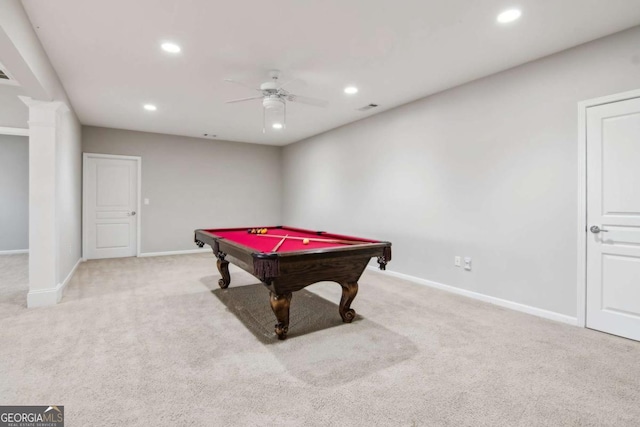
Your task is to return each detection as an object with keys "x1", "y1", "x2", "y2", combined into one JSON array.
[
  {"x1": 454, "y1": 256, "x2": 461, "y2": 267},
  {"x1": 464, "y1": 257, "x2": 472, "y2": 271}
]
